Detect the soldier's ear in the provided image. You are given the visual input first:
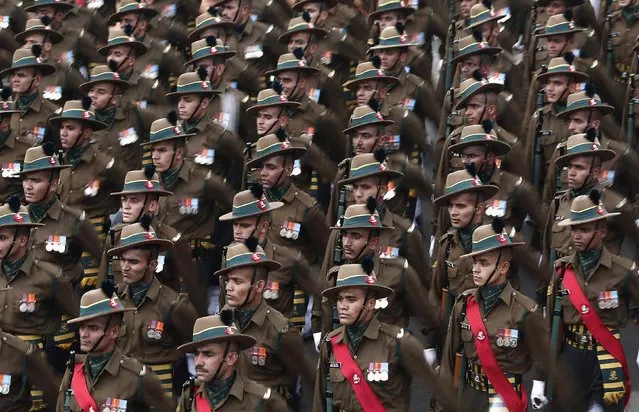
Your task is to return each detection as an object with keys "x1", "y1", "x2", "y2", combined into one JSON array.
[{"x1": 279, "y1": 116, "x2": 289, "y2": 127}]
